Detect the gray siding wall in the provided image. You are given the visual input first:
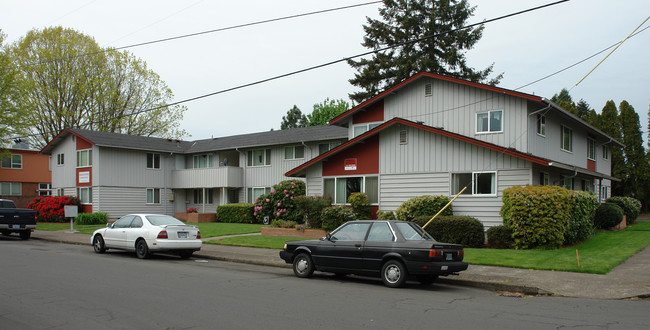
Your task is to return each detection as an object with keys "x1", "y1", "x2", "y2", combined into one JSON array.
[
  {"x1": 96, "y1": 186, "x2": 174, "y2": 219},
  {"x1": 306, "y1": 163, "x2": 323, "y2": 196},
  {"x1": 96, "y1": 147, "x2": 173, "y2": 189},
  {"x1": 50, "y1": 135, "x2": 78, "y2": 190}
]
